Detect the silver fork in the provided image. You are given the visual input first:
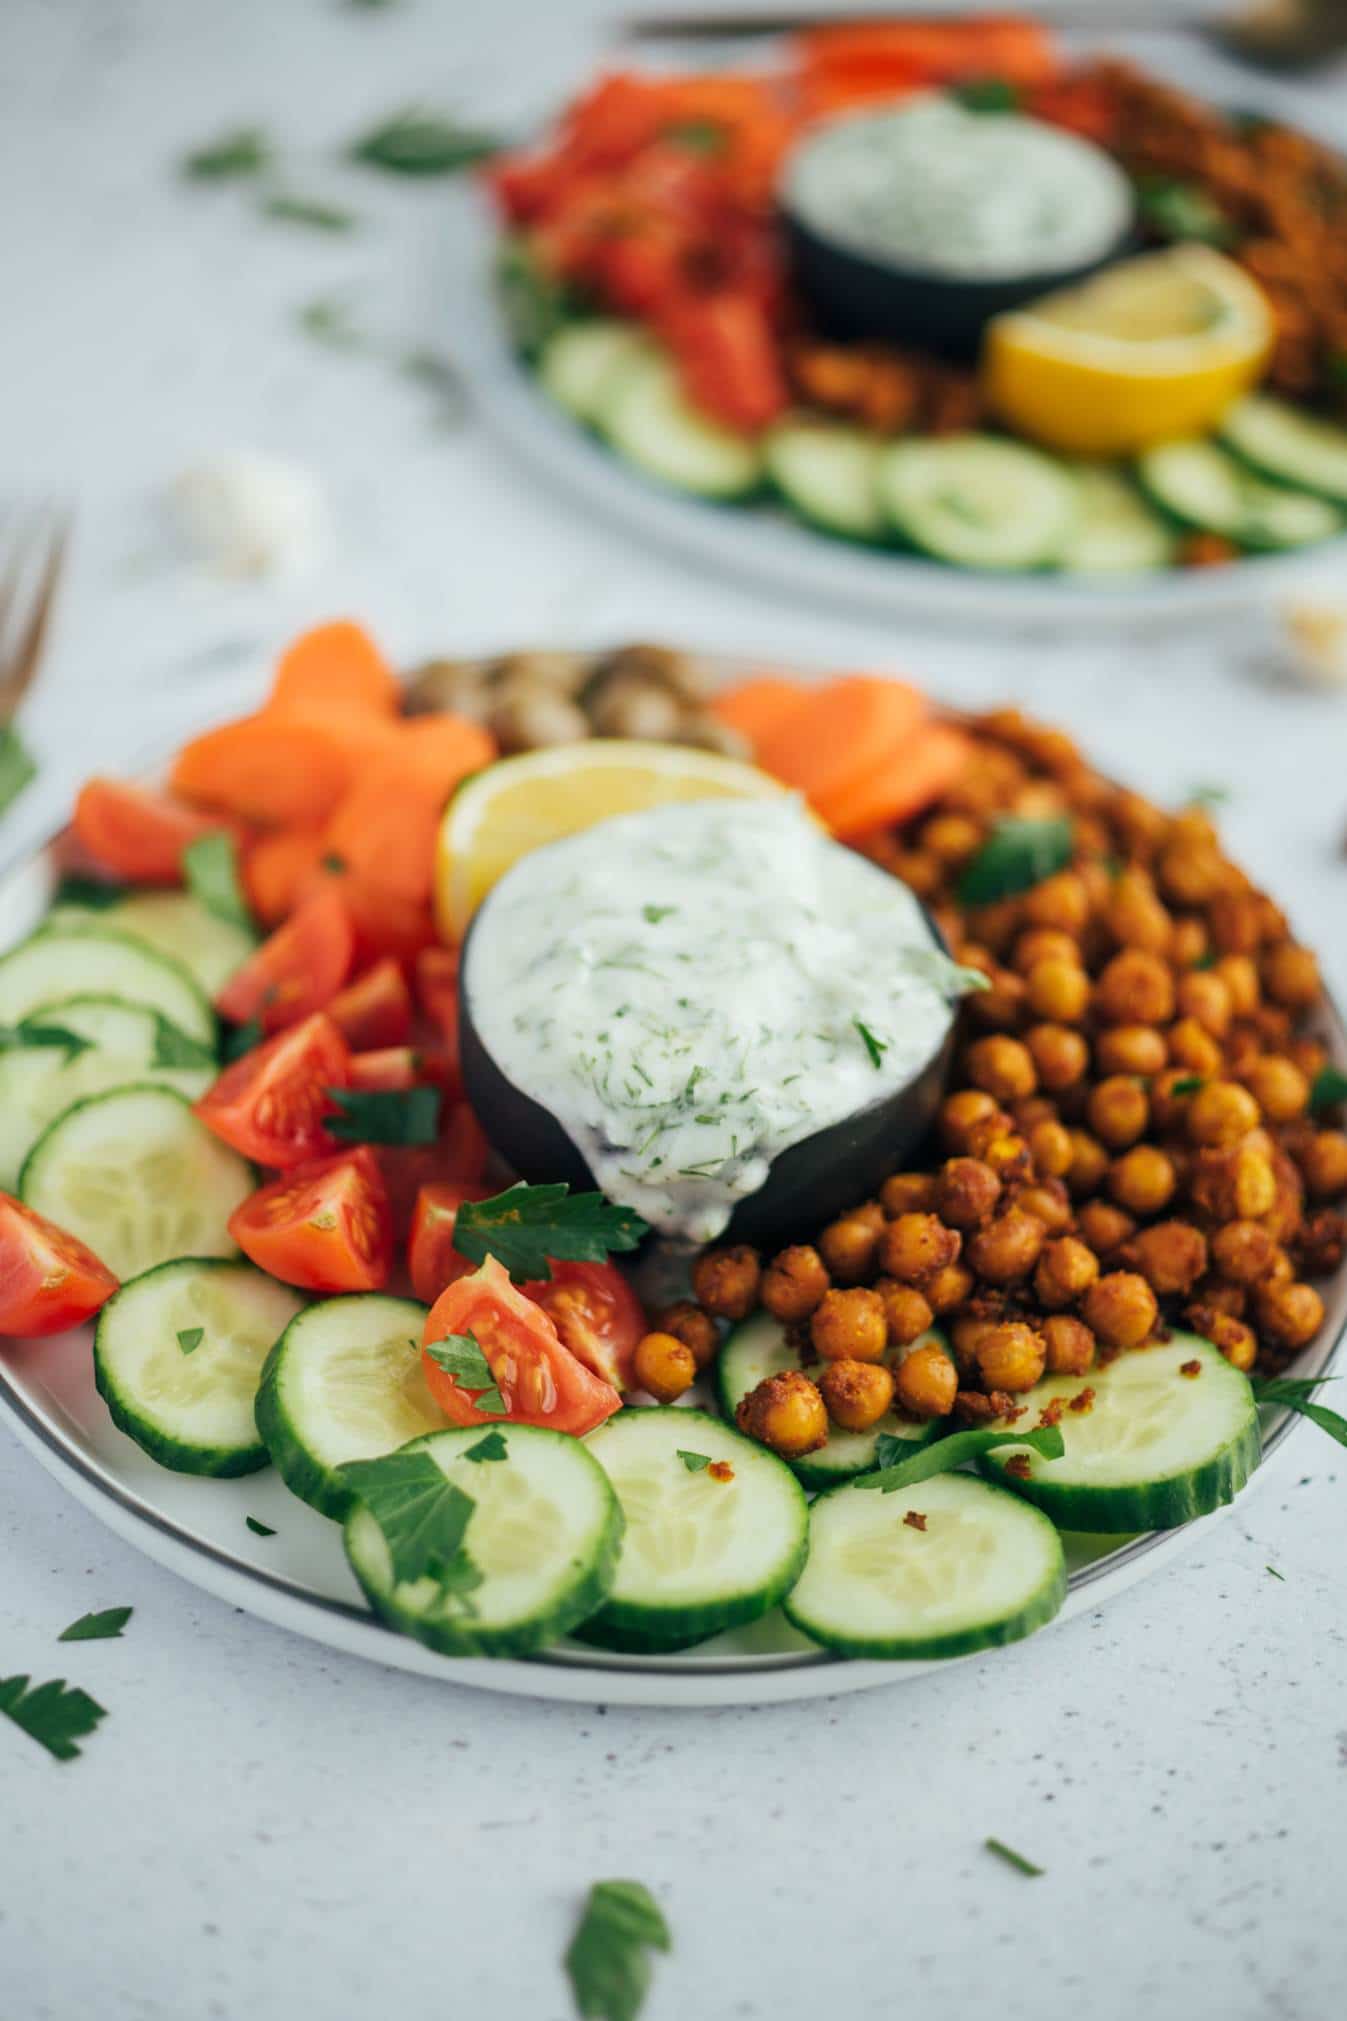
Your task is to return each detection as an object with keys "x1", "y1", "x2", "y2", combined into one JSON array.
[{"x1": 0, "y1": 503, "x2": 70, "y2": 731}]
